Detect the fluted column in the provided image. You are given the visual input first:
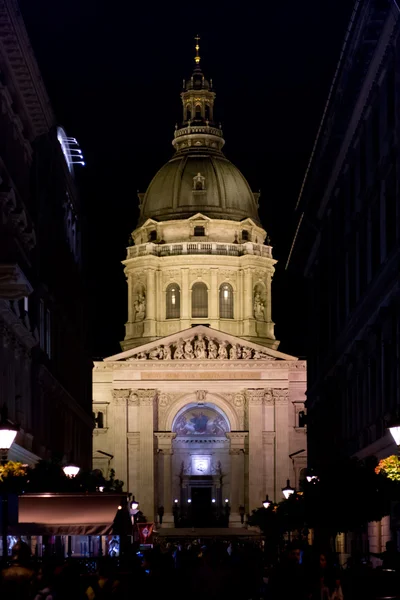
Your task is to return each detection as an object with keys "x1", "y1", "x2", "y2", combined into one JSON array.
[
  {"x1": 111, "y1": 390, "x2": 129, "y2": 489},
  {"x1": 226, "y1": 432, "x2": 247, "y2": 527},
  {"x1": 274, "y1": 389, "x2": 290, "y2": 498},
  {"x1": 155, "y1": 432, "x2": 176, "y2": 527},
  {"x1": 137, "y1": 389, "x2": 157, "y2": 520},
  {"x1": 246, "y1": 389, "x2": 265, "y2": 511}
]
